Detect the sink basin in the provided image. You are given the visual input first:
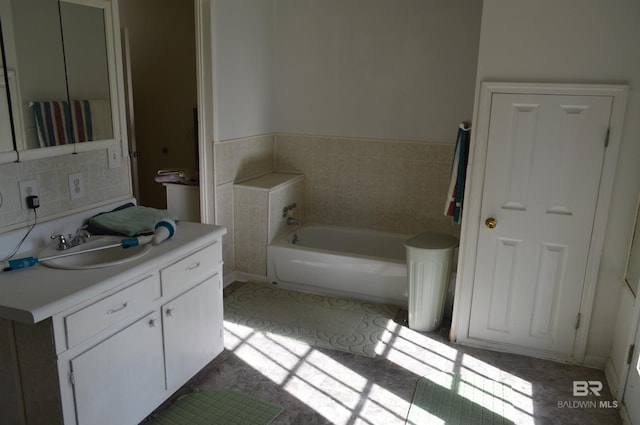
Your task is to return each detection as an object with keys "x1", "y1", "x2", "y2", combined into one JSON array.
[{"x1": 39, "y1": 235, "x2": 152, "y2": 270}]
